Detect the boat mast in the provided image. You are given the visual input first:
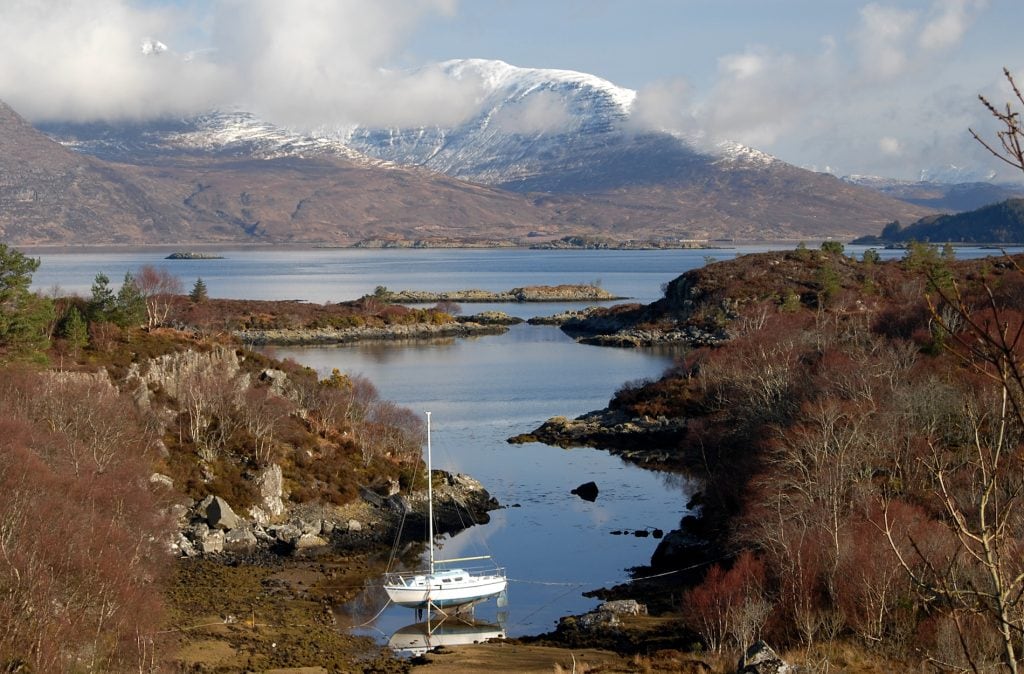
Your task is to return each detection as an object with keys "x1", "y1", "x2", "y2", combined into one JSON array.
[{"x1": 426, "y1": 411, "x2": 434, "y2": 575}]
